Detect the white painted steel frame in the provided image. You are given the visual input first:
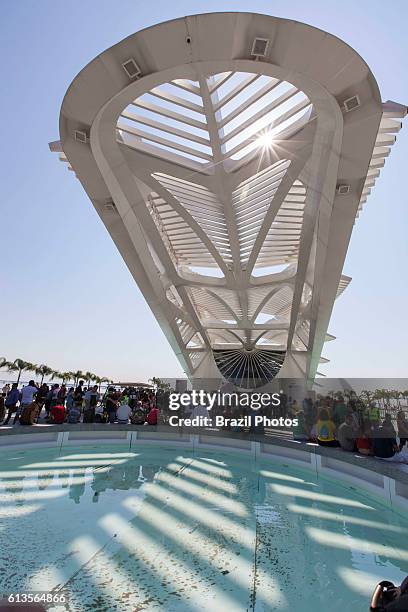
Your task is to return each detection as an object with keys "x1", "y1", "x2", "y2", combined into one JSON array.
[{"x1": 52, "y1": 13, "x2": 405, "y2": 384}]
